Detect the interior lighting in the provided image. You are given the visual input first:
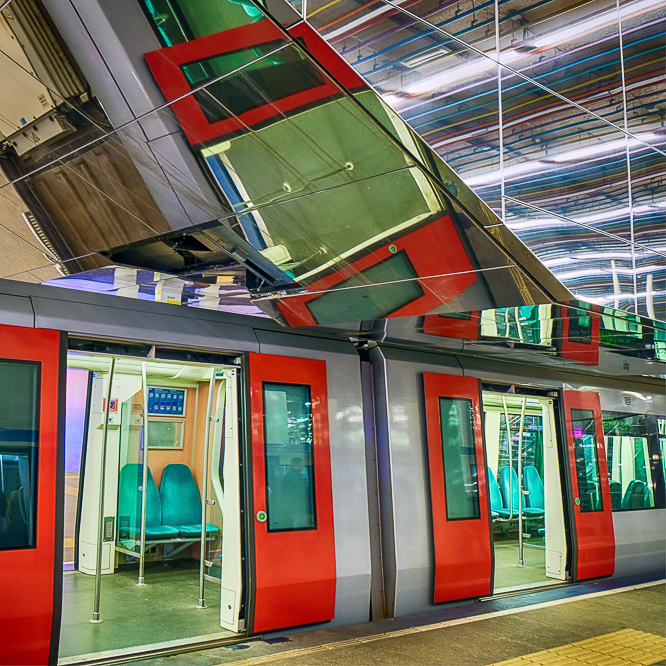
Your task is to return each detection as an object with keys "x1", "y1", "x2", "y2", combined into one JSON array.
[
  {"x1": 407, "y1": 49, "x2": 521, "y2": 95},
  {"x1": 533, "y1": 0, "x2": 666, "y2": 49}
]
